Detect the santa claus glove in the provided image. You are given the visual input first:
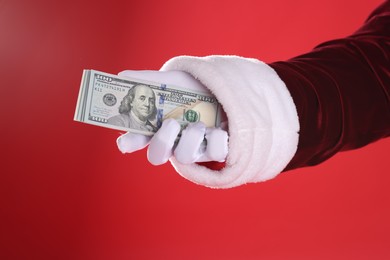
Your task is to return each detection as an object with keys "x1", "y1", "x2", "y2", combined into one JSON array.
[
  {"x1": 159, "y1": 55, "x2": 300, "y2": 188},
  {"x1": 116, "y1": 70, "x2": 229, "y2": 164}
]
